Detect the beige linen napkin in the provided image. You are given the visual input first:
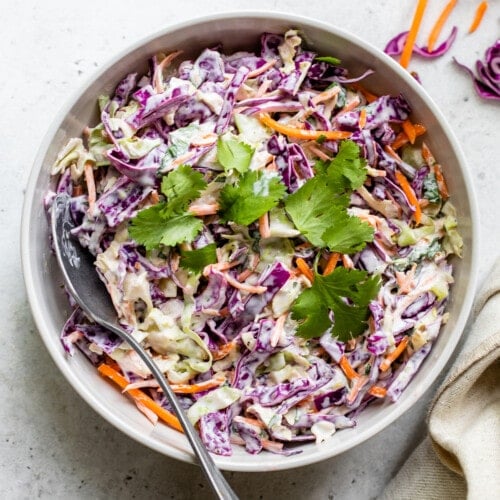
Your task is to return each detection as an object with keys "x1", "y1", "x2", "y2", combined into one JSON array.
[{"x1": 381, "y1": 258, "x2": 500, "y2": 500}]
